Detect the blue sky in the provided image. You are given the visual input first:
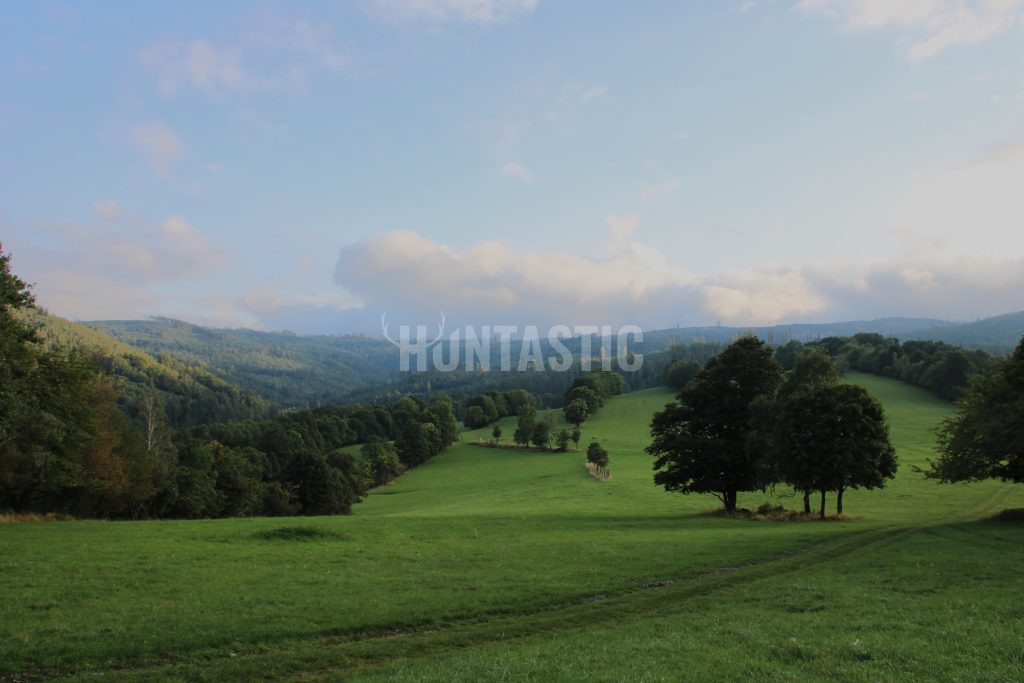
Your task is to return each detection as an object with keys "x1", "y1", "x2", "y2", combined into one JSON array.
[{"x1": 2, "y1": 0, "x2": 1023, "y2": 334}]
